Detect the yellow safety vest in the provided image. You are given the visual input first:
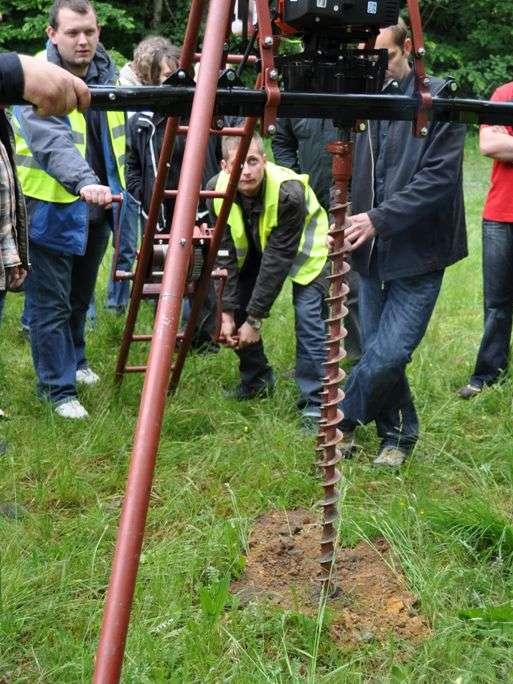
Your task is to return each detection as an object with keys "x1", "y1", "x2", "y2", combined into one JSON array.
[
  {"x1": 13, "y1": 53, "x2": 125, "y2": 203},
  {"x1": 214, "y1": 162, "x2": 328, "y2": 285}
]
